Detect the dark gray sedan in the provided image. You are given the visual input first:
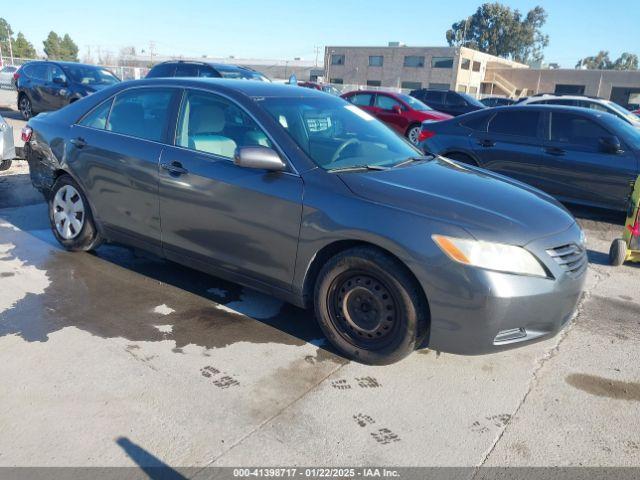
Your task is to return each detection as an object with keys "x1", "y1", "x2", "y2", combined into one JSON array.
[{"x1": 24, "y1": 79, "x2": 587, "y2": 364}]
